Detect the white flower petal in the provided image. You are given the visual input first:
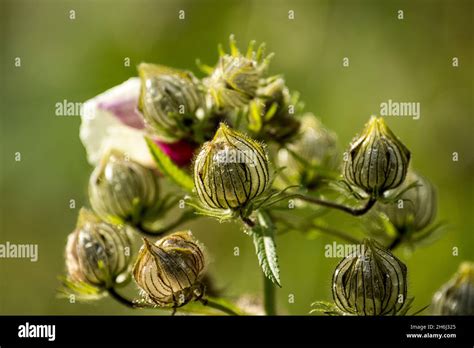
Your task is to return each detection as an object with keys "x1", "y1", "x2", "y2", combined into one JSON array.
[{"x1": 80, "y1": 78, "x2": 155, "y2": 168}]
